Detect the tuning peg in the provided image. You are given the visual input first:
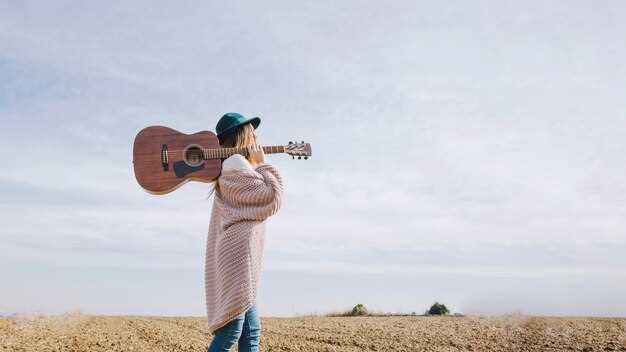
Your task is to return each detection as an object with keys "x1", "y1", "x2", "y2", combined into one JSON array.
[
  {"x1": 301, "y1": 140, "x2": 304, "y2": 144},
  {"x1": 298, "y1": 156, "x2": 301, "y2": 159},
  {"x1": 288, "y1": 141, "x2": 293, "y2": 144},
  {"x1": 304, "y1": 156, "x2": 308, "y2": 160},
  {"x1": 291, "y1": 155, "x2": 294, "y2": 159}
]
